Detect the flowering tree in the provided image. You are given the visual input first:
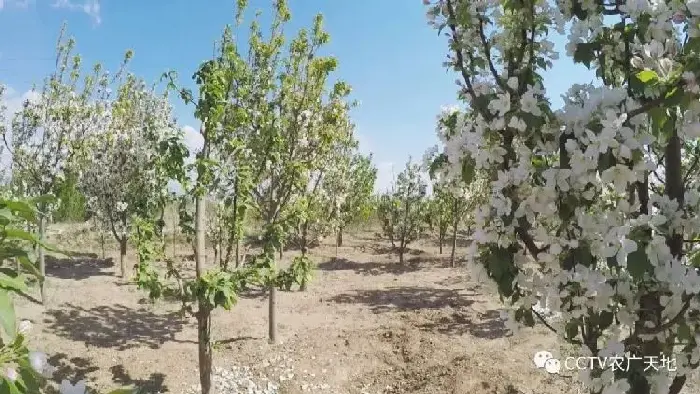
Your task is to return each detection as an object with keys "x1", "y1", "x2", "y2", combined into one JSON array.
[
  {"x1": 427, "y1": 0, "x2": 700, "y2": 393},
  {"x1": 135, "y1": 4, "x2": 282, "y2": 390},
  {"x1": 4, "y1": 28, "x2": 112, "y2": 303},
  {"x1": 426, "y1": 110, "x2": 490, "y2": 266},
  {"x1": 283, "y1": 112, "x2": 358, "y2": 291},
  {"x1": 378, "y1": 160, "x2": 428, "y2": 264},
  {"x1": 80, "y1": 72, "x2": 184, "y2": 279},
  {"x1": 328, "y1": 152, "x2": 377, "y2": 248},
  {"x1": 236, "y1": 1, "x2": 356, "y2": 343}
]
